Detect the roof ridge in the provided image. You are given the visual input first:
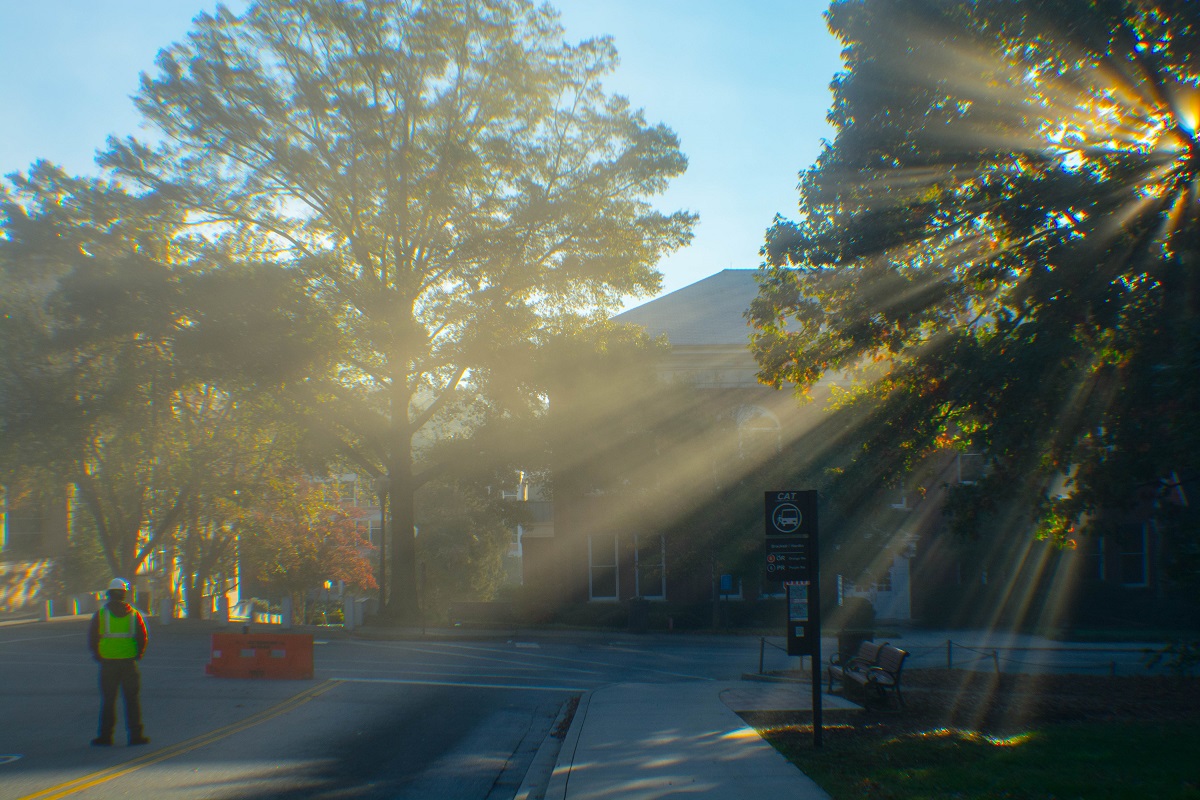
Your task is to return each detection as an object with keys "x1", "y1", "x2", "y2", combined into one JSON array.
[{"x1": 614, "y1": 270, "x2": 759, "y2": 346}]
